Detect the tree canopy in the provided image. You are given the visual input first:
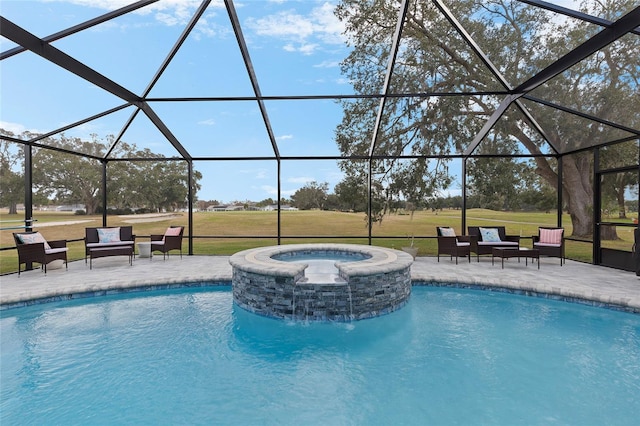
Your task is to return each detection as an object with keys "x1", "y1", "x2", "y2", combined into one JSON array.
[
  {"x1": 0, "y1": 131, "x2": 202, "y2": 215},
  {"x1": 334, "y1": 0, "x2": 639, "y2": 237}
]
